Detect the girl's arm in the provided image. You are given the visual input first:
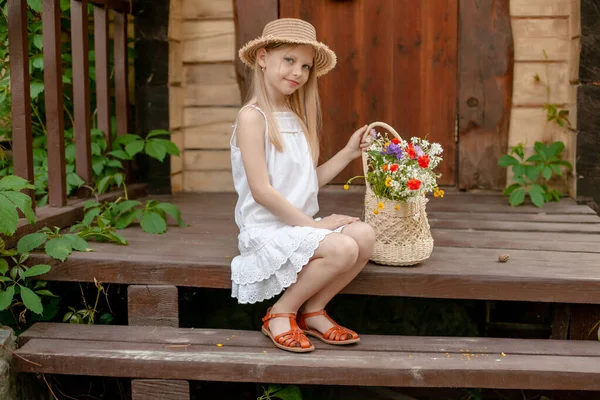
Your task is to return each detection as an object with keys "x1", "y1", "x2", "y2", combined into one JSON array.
[{"x1": 316, "y1": 125, "x2": 369, "y2": 187}]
